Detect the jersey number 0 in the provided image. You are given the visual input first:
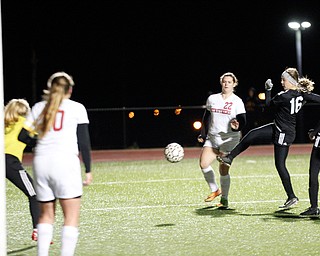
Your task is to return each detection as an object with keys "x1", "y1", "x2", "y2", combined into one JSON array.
[{"x1": 53, "y1": 110, "x2": 64, "y2": 131}]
